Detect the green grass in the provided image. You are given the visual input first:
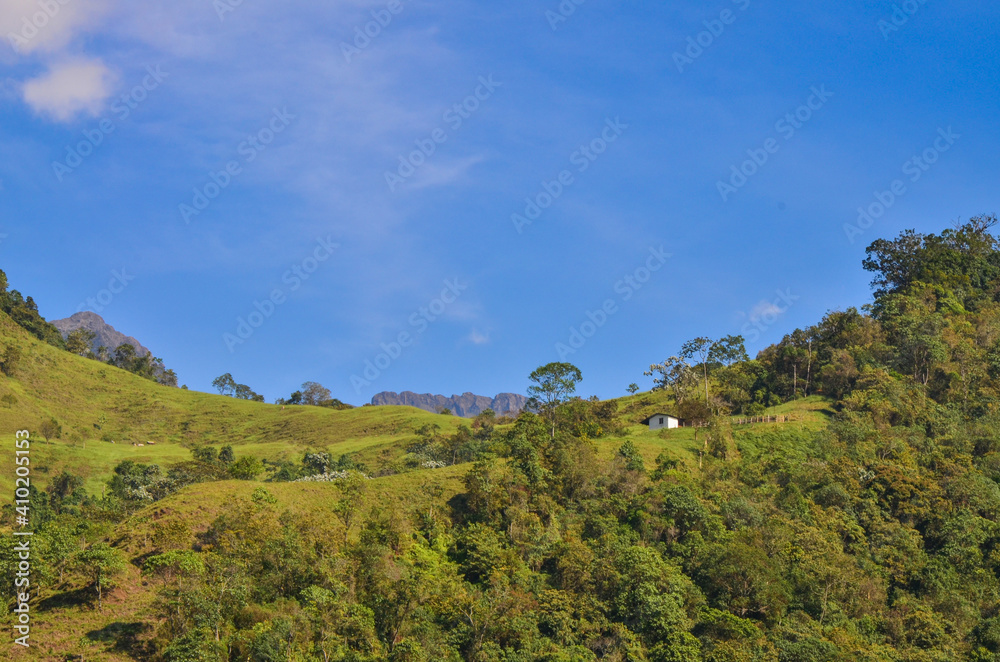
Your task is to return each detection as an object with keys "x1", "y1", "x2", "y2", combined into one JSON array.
[
  {"x1": 593, "y1": 395, "x2": 835, "y2": 470},
  {"x1": 0, "y1": 311, "x2": 464, "y2": 496}
]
